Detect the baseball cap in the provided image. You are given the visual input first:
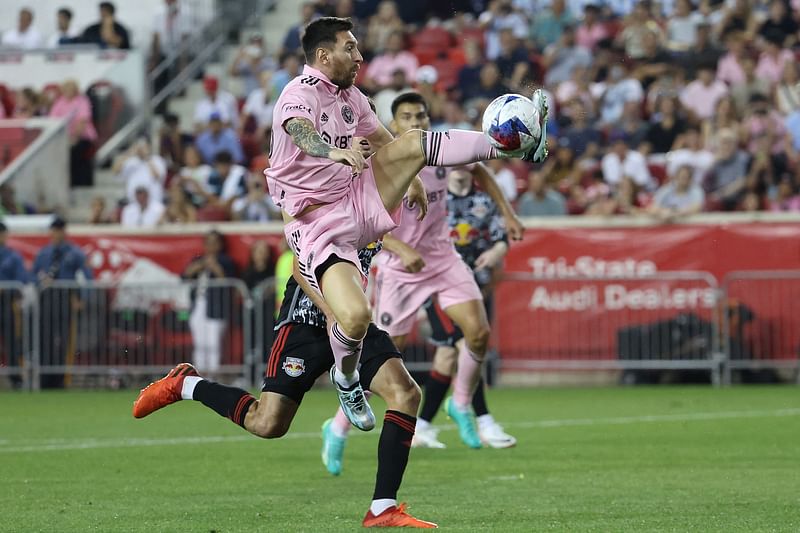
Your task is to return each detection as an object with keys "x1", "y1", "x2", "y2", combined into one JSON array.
[
  {"x1": 203, "y1": 75, "x2": 219, "y2": 92},
  {"x1": 50, "y1": 216, "x2": 67, "y2": 229}
]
